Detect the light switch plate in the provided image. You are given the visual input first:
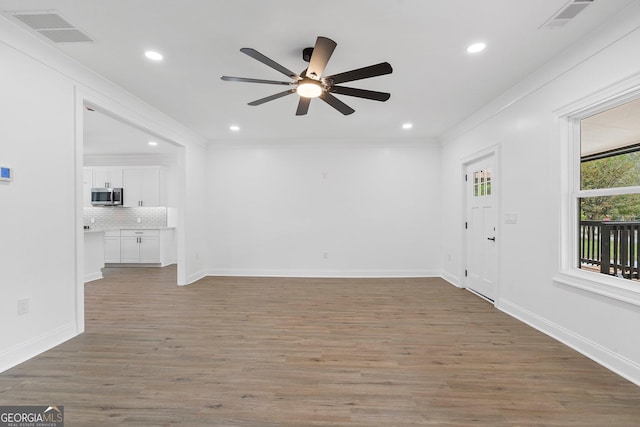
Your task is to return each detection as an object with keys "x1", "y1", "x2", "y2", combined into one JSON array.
[{"x1": 505, "y1": 213, "x2": 518, "y2": 224}]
